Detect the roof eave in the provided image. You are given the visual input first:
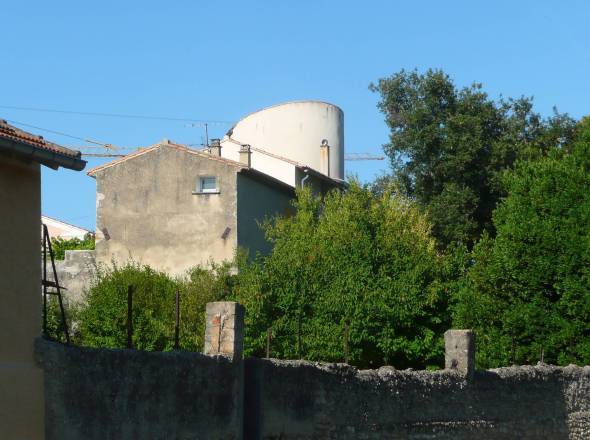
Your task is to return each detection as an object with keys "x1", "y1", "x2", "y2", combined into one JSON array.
[
  {"x1": 0, "y1": 138, "x2": 86, "y2": 171},
  {"x1": 298, "y1": 166, "x2": 348, "y2": 189}
]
